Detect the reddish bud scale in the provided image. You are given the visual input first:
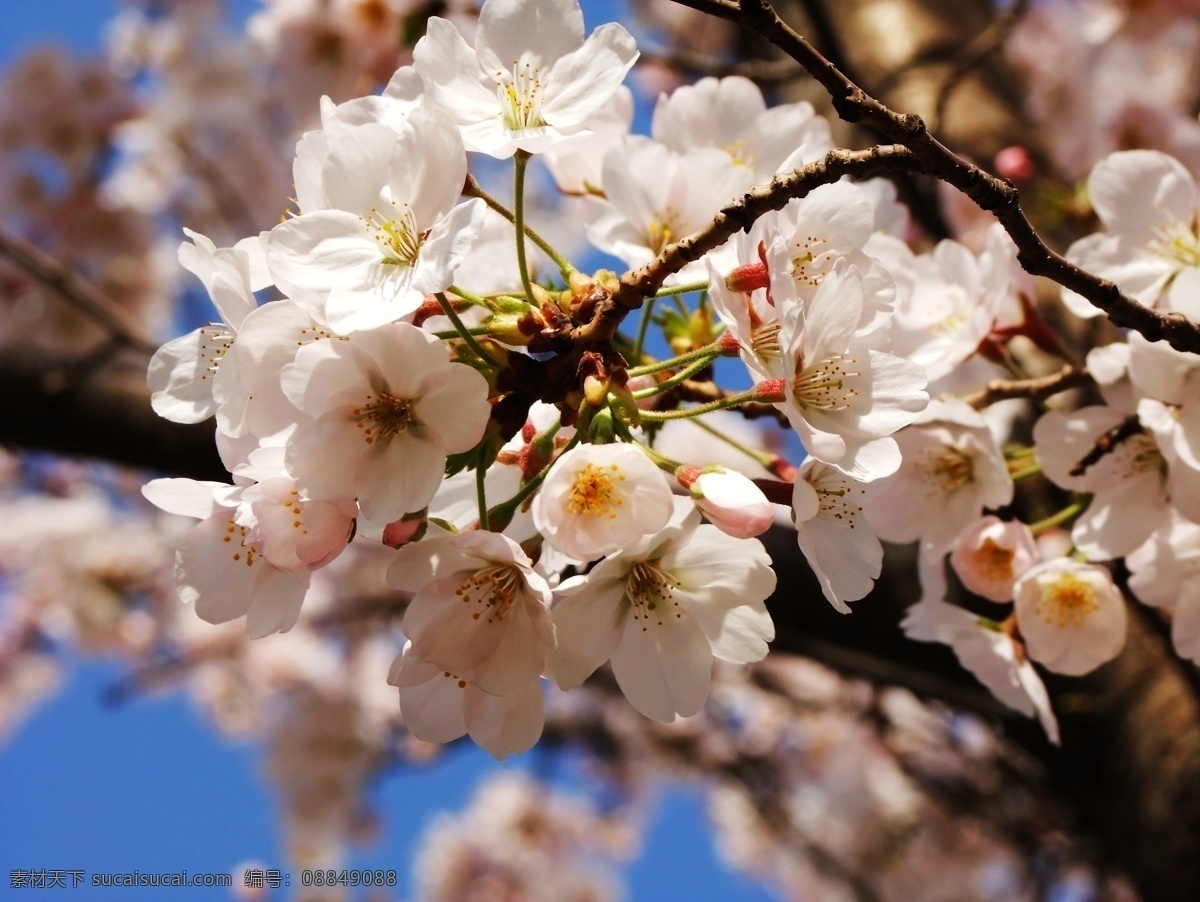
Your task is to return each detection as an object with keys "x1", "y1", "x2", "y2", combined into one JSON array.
[
  {"x1": 754, "y1": 379, "x2": 787, "y2": 403},
  {"x1": 718, "y1": 331, "x2": 742, "y2": 355},
  {"x1": 725, "y1": 260, "x2": 771, "y2": 294},
  {"x1": 676, "y1": 465, "x2": 701, "y2": 489},
  {"x1": 767, "y1": 457, "x2": 797, "y2": 482}
]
